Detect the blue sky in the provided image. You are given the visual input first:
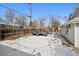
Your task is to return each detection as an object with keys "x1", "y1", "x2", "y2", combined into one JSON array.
[{"x1": 0, "y1": 3, "x2": 78, "y2": 24}]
